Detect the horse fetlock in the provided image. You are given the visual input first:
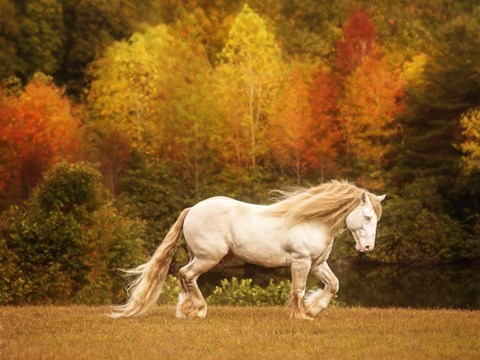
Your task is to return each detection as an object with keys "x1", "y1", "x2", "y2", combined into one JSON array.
[
  {"x1": 292, "y1": 288, "x2": 306, "y2": 299},
  {"x1": 330, "y1": 277, "x2": 340, "y2": 292},
  {"x1": 196, "y1": 306, "x2": 208, "y2": 319},
  {"x1": 328, "y1": 282, "x2": 339, "y2": 294},
  {"x1": 304, "y1": 289, "x2": 335, "y2": 317},
  {"x1": 176, "y1": 292, "x2": 207, "y2": 319},
  {"x1": 305, "y1": 305, "x2": 326, "y2": 318}
]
